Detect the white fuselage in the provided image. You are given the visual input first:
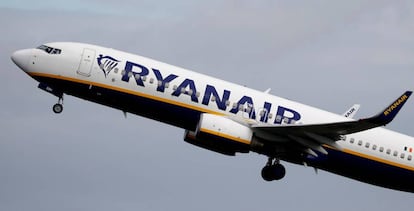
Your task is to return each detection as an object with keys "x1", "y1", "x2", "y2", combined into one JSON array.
[{"x1": 11, "y1": 42, "x2": 414, "y2": 192}]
